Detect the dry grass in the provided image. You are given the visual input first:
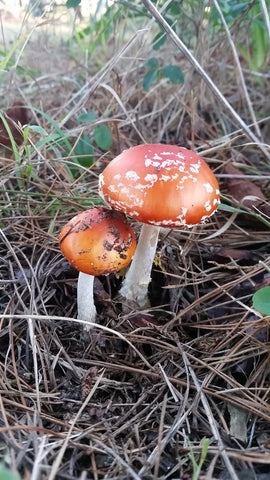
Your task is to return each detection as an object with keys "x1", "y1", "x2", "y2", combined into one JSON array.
[{"x1": 1, "y1": 1, "x2": 270, "y2": 479}]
